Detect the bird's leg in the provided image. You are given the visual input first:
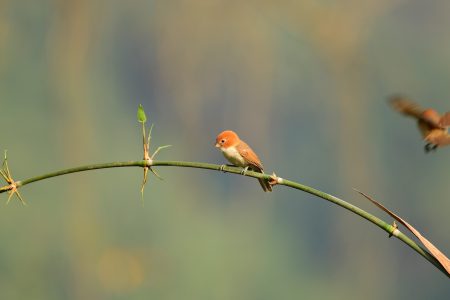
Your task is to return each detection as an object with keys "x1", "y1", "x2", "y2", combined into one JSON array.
[
  {"x1": 240, "y1": 166, "x2": 249, "y2": 175},
  {"x1": 219, "y1": 164, "x2": 235, "y2": 172}
]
